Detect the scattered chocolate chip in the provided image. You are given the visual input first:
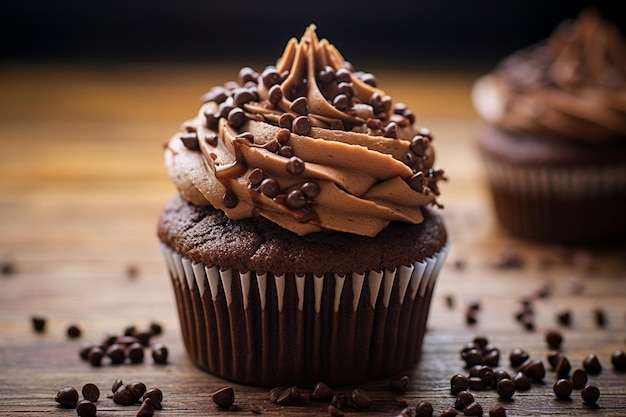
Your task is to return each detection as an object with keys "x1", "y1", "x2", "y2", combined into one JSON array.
[
  {"x1": 545, "y1": 330, "x2": 563, "y2": 350},
  {"x1": 612, "y1": 349, "x2": 626, "y2": 371},
  {"x1": 113, "y1": 386, "x2": 136, "y2": 406},
  {"x1": 553, "y1": 378, "x2": 573, "y2": 400},
  {"x1": 332, "y1": 94, "x2": 350, "y2": 110},
  {"x1": 151, "y1": 343, "x2": 168, "y2": 365},
  {"x1": 300, "y1": 181, "x2": 320, "y2": 200},
  {"x1": 555, "y1": 354, "x2": 571, "y2": 377},
  {"x1": 112, "y1": 379, "x2": 124, "y2": 393},
  {"x1": 439, "y1": 407, "x2": 459, "y2": 417},
  {"x1": 488, "y1": 404, "x2": 507, "y2": 417},
  {"x1": 212, "y1": 386, "x2": 235, "y2": 409},
  {"x1": 67, "y1": 324, "x2": 82, "y2": 339},
  {"x1": 593, "y1": 308, "x2": 607, "y2": 328},
  {"x1": 180, "y1": 132, "x2": 200, "y2": 150},
  {"x1": 415, "y1": 400, "x2": 434, "y2": 417},
  {"x1": 445, "y1": 294, "x2": 455, "y2": 309},
  {"x1": 450, "y1": 374, "x2": 469, "y2": 395},
  {"x1": 204, "y1": 132, "x2": 218, "y2": 147},
  {"x1": 107, "y1": 344, "x2": 125, "y2": 364},
  {"x1": 286, "y1": 189, "x2": 307, "y2": 209},
  {"x1": 1, "y1": 259, "x2": 15, "y2": 275},
  {"x1": 88, "y1": 347, "x2": 105, "y2": 367},
  {"x1": 279, "y1": 113, "x2": 295, "y2": 129},
  {"x1": 454, "y1": 391, "x2": 474, "y2": 410},
  {"x1": 555, "y1": 305, "x2": 572, "y2": 327},
  {"x1": 76, "y1": 399, "x2": 97, "y2": 417},
  {"x1": 136, "y1": 397, "x2": 155, "y2": 417},
  {"x1": 260, "y1": 178, "x2": 280, "y2": 198},
  {"x1": 535, "y1": 280, "x2": 553, "y2": 298},
  {"x1": 493, "y1": 248, "x2": 525, "y2": 269},
  {"x1": 523, "y1": 360, "x2": 546, "y2": 382},
  {"x1": 81, "y1": 383, "x2": 100, "y2": 402},
  {"x1": 227, "y1": 107, "x2": 247, "y2": 129},
  {"x1": 55, "y1": 386, "x2": 79, "y2": 408},
  {"x1": 31, "y1": 316, "x2": 46, "y2": 333},
  {"x1": 583, "y1": 353, "x2": 602, "y2": 375},
  {"x1": 269, "y1": 387, "x2": 288, "y2": 405},
  {"x1": 494, "y1": 370, "x2": 511, "y2": 382},
  {"x1": 278, "y1": 145, "x2": 294, "y2": 158},
  {"x1": 390, "y1": 375, "x2": 410, "y2": 394},
  {"x1": 581, "y1": 384, "x2": 600, "y2": 405},
  {"x1": 126, "y1": 342, "x2": 145, "y2": 364},
  {"x1": 351, "y1": 388, "x2": 372, "y2": 410},
  {"x1": 201, "y1": 86, "x2": 229, "y2": 104},
  {"x1": 463, "y1": 402, "x2": 483, "y2": 417},
  {"x1": 268, "y1": 84, "x2": 283, "y2": 106},
  {"x1": 222, "y1": 190, "x2": 239, "y2": 209},
  {"x1": 496, "y1": 379, "x2": 515, "y2": 400},
  {"x1": 233, "y1": 88, "x2": 255, "y2": 107},
  {"x1": 143, "y1": 388, "x2": 163, "y2": 410},
  {"x1": 327, "y1": 404, "x2": 344, "y2": 417},
  {"x1": 509, "y1": 348, "x2": 530, "y2": 368},
  {"x1": 571, "y1": 368, "x2": 588, "y2": 389},
  {"x1": 513, "y1": 371, "x2": 531, "y2": 391},
  {"x1": 468, "y1": 376, "x2": 485, "y2": 391},
  {"x1": 261, "y1": 67, "x2": 281, "y2": 88},
  {"x1": 383, "y1": 122, "x2": 398, "y2": 138},
  {"x1": 126, "y1": 381, "x2": 147, "y2": 402},
  {"x1": 465, "y1": 308, "x2": 478, "y2": 326},
  {"x1": 331, "y1": 393, "x2": 350, "y2": 410},
  {"x1": 292, "y1": 115, "x2": 311, "y2": 135},
  {"x1": 310, "y1": 382, "x2": 334, "y2": 401},
  {"x1": 407, "y1": 172, "x2": 424, "y2": 192}
]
